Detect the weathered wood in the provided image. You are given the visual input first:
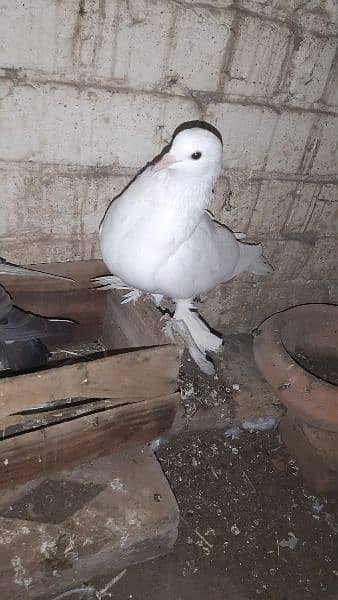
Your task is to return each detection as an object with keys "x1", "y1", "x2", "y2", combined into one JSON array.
[
  {"x1": 0, "y1": 393, "x2": 179, "y2": 490},
  {"x1": 0, "y1": 259, "x2": 106, "y2": 293},
  {"x1": 0, "y1": 398, "x2": 121, "y2": 437},
  {"x1": 0, "y1": 345, "x2": 179, "y2": 419},
  {"x1": 1, "y1": 260, "x2": 109, "y2": 344},
  {"x1": 101, "y1": 288, "x2": 169, "y2": 349},
  {"x1": 2, "y1": 259, "x2": 170, "y2": 349},
  {"x1": 0, "y1": 449, "x2": 179, "y2": 600}
]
